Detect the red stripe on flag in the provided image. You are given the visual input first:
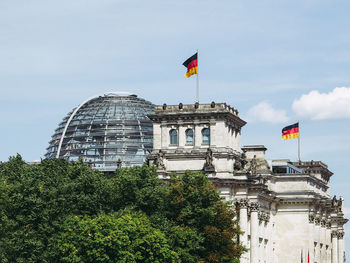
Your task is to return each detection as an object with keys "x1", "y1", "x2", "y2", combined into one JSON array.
[
  {"x1": 282, "y1": 127, "x2": 299, "y2": 136},
  {"x1": 186, "y1": 59, "x2": 198, "y2": 70}
]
